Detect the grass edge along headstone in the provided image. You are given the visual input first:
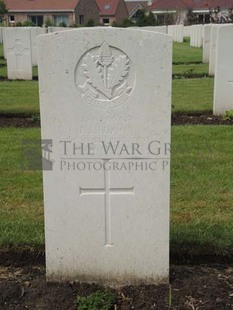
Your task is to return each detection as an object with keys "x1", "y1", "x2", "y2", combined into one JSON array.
[{"x1": 38, "y1": 28, "x2": 172, "y2": 286}]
